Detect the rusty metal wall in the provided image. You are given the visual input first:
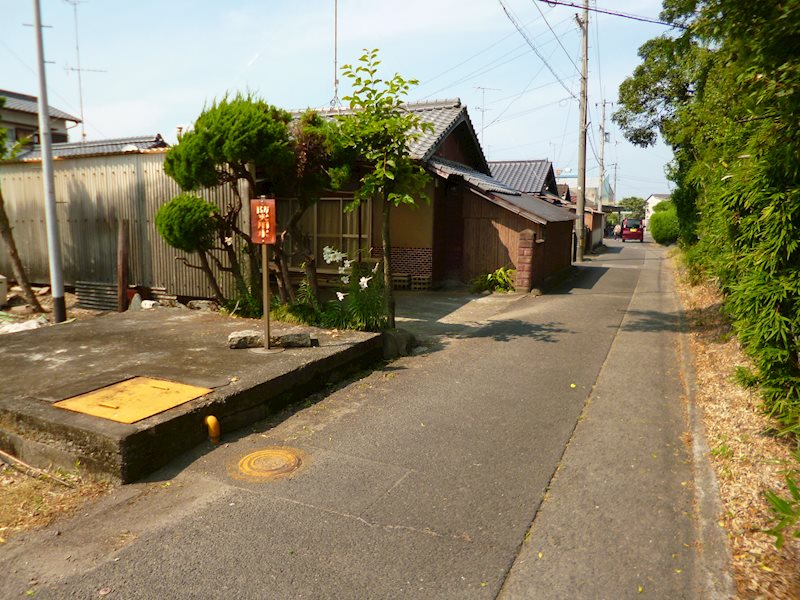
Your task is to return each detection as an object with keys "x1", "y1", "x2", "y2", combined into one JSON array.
[{"x1": 0, "y1": 151, "x2": 247, "y2": 298}]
